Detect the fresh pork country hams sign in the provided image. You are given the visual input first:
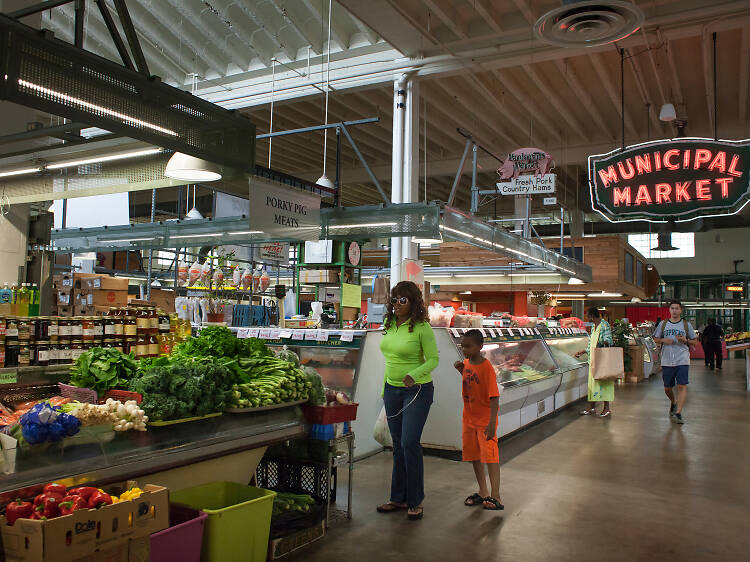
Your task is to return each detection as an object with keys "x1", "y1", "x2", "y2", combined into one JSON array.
[{"x1": 589, "y1": 139, "x2": 750, "y2": 222}]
